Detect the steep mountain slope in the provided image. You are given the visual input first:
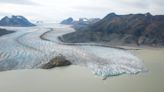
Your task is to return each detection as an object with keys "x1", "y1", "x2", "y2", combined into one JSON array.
[
  {"x1": 60, "y1": 17, "x2": 74, "y2": 24},
  {"x1": 0, "y1": 15, "x2": 36, "y2": 27},
  {"x1": 61, "y1": 13, "x2": 164, "y2": 46}
]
